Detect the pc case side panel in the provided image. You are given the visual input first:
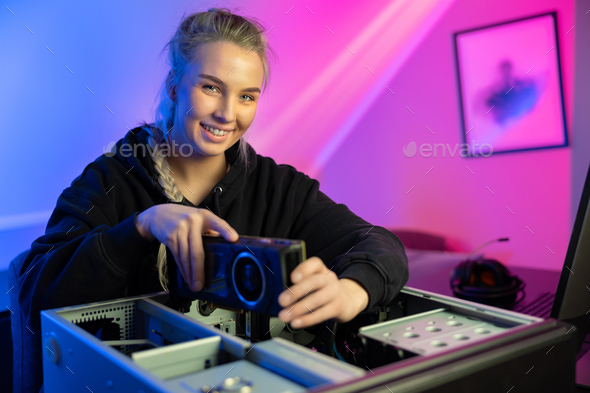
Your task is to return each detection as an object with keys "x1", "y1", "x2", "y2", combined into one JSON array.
[
  {"x1": 247, "y1": 337, "x2": 365, "y2": 387},
  {"x1": 382, "y1": 319, "x2": 577, "y2": 393},
  {"x1": 310, "y1": 319, "x2": 576, "y2": 393},
  {"x1": 416, "y1": 323, "x2": 577, "y2": 393},
  {"x1": 41, "y1": 310, "x2": 170, "y2": 393},
  {"x1": 400, "y1": 287, "x2": 543, "y2": 325}
]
